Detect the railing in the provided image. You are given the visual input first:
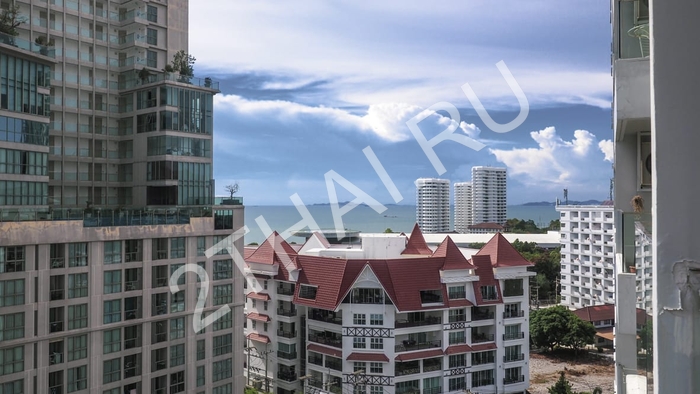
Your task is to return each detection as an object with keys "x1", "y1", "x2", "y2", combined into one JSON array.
[
  {"x1": 325, "y1": 358, "x2": 342, "y2": 371},
  {"x1": 119, "y1": 71, "x2": 221, "y2": 91},
  {"x1": 504, "y1": 375, "x2": 525, "y2": 385},
  {"x1": 50, "y1": 289, "x2": 64, "y2": 300},
  {"x1": 395, "y1": 388, "x2": 420, "y2": 394},
  {"x1": 503, "y1": 332, "x2": 525, "y2": 341},
  {"x1": 422, "y1": 387, "x2": 442, "y2": 394},
  {"x1": 504, "y1": 354, "x2": 525, "y2": 363},
  {"x1": 308, "y1": 334, "x2": 342, "y2": 348},
  {"x1": 472, "y1": 333, "x2": 495, "y2": 343},
  {"x1": 277, "y1": 330, "x2": 297, "y2": 339},
  {"x1": 278, "y1": 372, "x2": 297, "y2": 382},
  {"x1": 503, "y1": 311, "x2": 524, "y2": 319},
  {"x1": 448, "y1": 291, "x2": 466, "y2": 300},
  {"x1": 423, "y1": 361, "x2": 441, "y2": 372},
  {"x1": 395, "y1": 316, "x2": 441, "y2": 328},
  {"x1": 50, "y1": 257, "x2": 65, "y2": 268},
  {"x1": 503, "y1": 288, "x2": 524, "y2": 297},
  {"x1": 0, "y1": 32, "x2": 56, "y2": 57},
  {"x1": 308, "y1": 354, "x2": 323, "y2": 366},
  {"x1": 472, "y1": 310, "x2": 495, "y2": 321},
  {"x1": 395, "y1": 365, "x2": 420, "y2": 376},
  {"x1": 0, "y1": 206, "x2": 217, "y2": 226},
  {"x1": 277, "y1": 286, "x2": 295, "y2": 296},
  {"x1": 473, "y1": 379, "x2": 494, "y2": 387},
  {"x1": 309, "y1": 311, "x2": 342, "y2": 325},
  {"x1": 277, "y1": 308, "x2": 297, "y2": 317},
  {"x1": 395, "y1": 339, "x2": 441, "y2": 353},
  {"x1": 277, "y1": 350, "x2": 297, "y2": 360}
]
